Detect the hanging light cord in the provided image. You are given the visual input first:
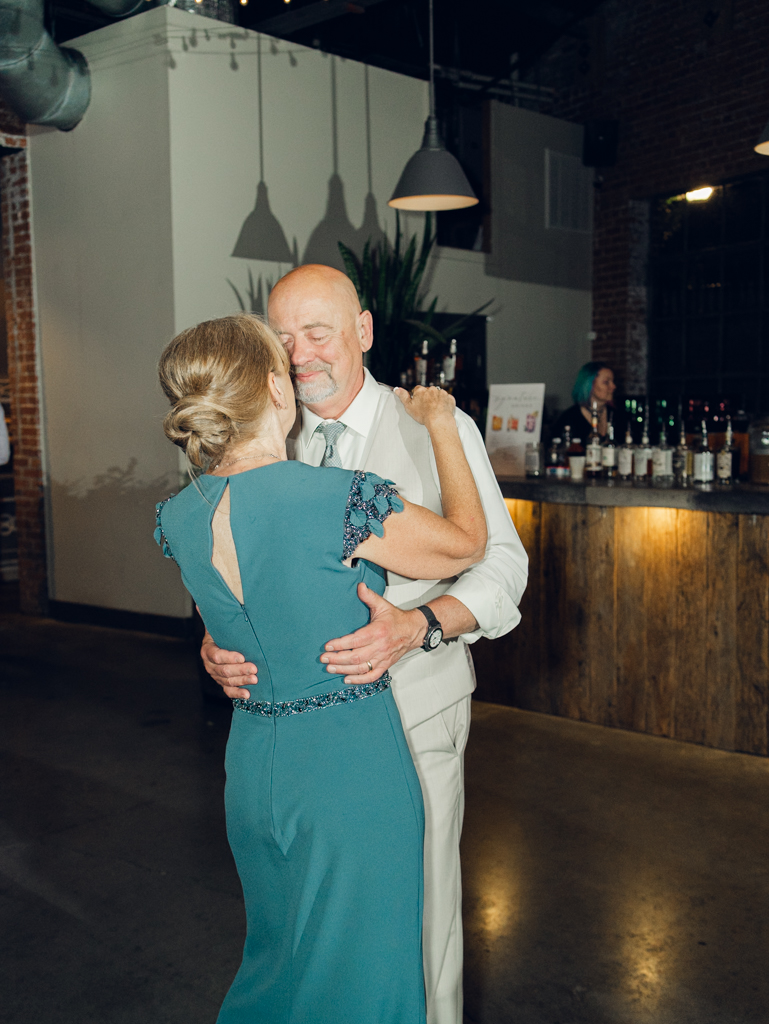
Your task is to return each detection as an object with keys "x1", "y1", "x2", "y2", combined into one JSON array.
[{"x1": 428, "y1": 0, "x2": 435, "y2": 118}]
